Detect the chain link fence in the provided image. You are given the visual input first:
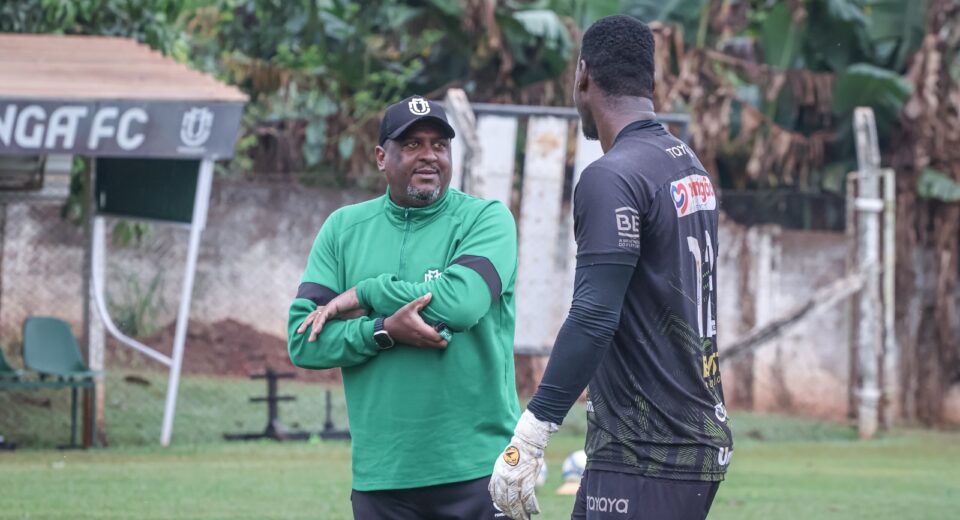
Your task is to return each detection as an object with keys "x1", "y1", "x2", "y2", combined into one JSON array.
[{"x1": 0, "y1": 176, "x2": 365, "y2": 448}]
